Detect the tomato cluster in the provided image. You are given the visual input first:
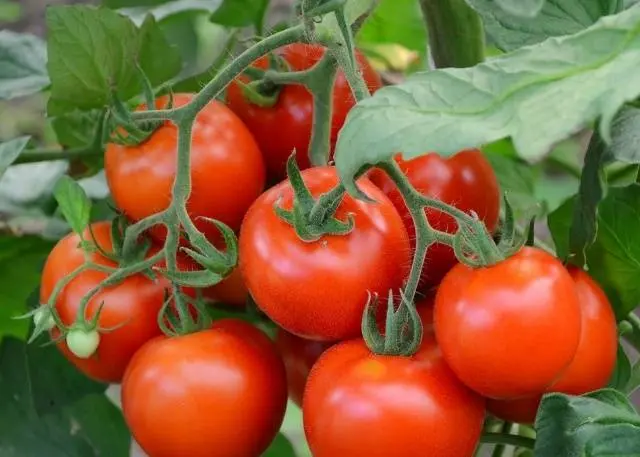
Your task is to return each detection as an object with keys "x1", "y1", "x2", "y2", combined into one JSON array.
[{"x1": 39, "y1": 43, "x2": 618, "y2": 457}]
